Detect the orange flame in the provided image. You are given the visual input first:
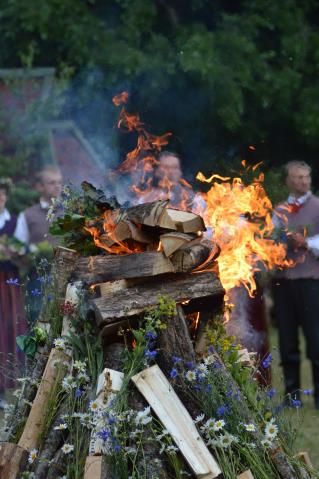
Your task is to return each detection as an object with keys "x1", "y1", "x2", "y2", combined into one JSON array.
[
  {"x1": 112, "y1": 91, "x2": 129, "y2": 106},
  {"x1": 195, "y1": 170, "x2": 290, "y2": 299}
]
